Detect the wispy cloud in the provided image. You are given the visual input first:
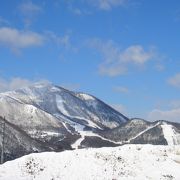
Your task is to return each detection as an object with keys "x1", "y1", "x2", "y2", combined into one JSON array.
[
  {"x1": 58, "y1": 0, "x2": 127, "y2": 15},
  {"x1": 113, "y1": 86, "x2": 129, "y2": 94},
  {"x1": 99, "y1": 64, "x2": 127, "y2": 77},
  {"x1": 60, "y1": 83, "x2": 80, "y2": 91},
  {"x1": 89, "y1": 0, "x2": 127, "y2": 10},
  {"x1": 168, "y1": 73, "x2": 180, "y2": 88},
  {"x1": 111, "y1": 103, "x2": 128, "y2": 116},
  {"x1": 45, "y1": 31, "x2": 71, "y2": 49},
  {"x1": 18, "y1": 1, "x2": 42, "y2": 27},
  {"x1": 120, "y1": 45, "x2": 154, "y2": 64},
  {"x1": 155, "y1": 64, "x2": 165, "y2": 71},
  {"x1": 89, "y1": 39, "x2": 156, "y2": 77},
  {"x1": 71, "y1": 8, "x2": 83, "y2": 15},
  {"x1": 0, "y1": 17, "x2": 9, "y2": 26},
  {"x1": 70, "y1": 7, "x2": 92, "y2": 16},
  {"x1": 169, "y1": 100, "x2": 180, "y2": 108},
  {"x1": 148, "y1": 108, "x2": 180, "y2": 122},
  {"x1": 0, "y1": 77, "x2": 49, "y2": 92},
  {"x1": 0, "y1": 27, "x2": 44, "y2": 52},
  {"x1": 44, "y1": 30, "x2": 78, "y2": 55},
  {"x1": 0, "y1": 27, "x2": 76, "y2": 54},
  {"x1": 148, "y1": 98, "x2": 180, "y2": 122}
]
